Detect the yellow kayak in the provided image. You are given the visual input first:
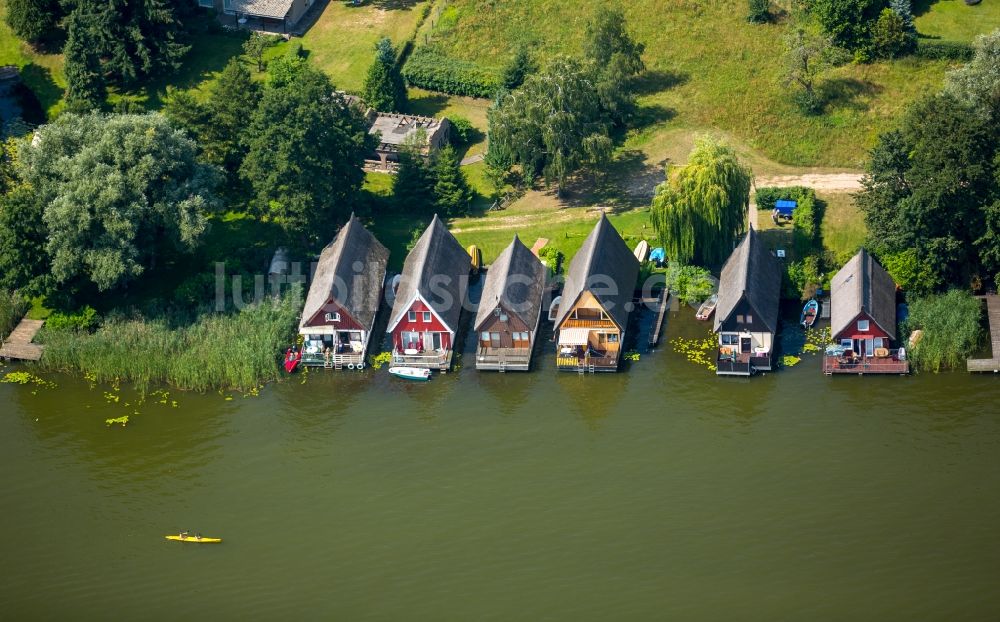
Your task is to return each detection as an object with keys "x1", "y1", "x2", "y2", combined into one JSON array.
[{"x1": 165, "y1": 534, "x2": 222, "y2": 543}]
